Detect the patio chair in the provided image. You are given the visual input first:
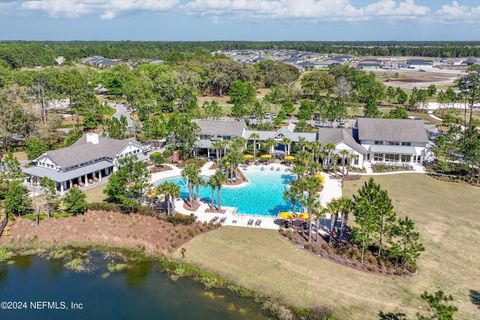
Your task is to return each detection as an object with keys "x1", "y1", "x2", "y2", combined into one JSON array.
[
  {"x1": 255, "y1": 219, "x2": 262, "y2": 227},
  {"x1": 232, "y1": 220, "x2": 237, "y2": 224},
  {"x1": 247, "y1": 219, "x2": 254, "y2": 226},
  {"x1": 219, "y1": 217, "x2": 227, "y2": 224},
  {"x1": 211, "y1": 216, "x2": 219, "y2": 222}
]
